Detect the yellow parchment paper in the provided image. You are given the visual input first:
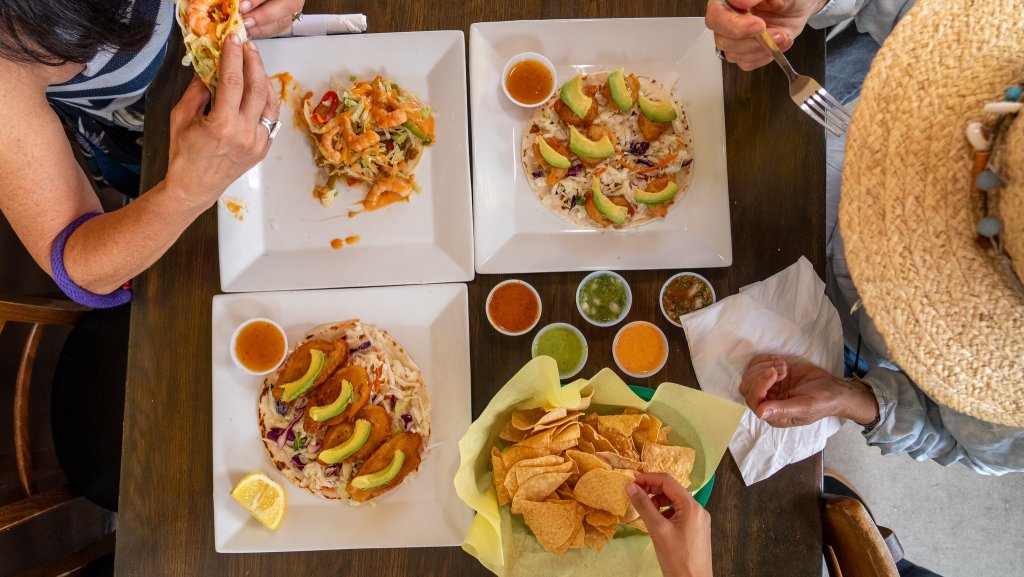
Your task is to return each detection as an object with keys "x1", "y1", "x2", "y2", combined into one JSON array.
[{"x1": 455, "y1": 357, "x2": 745, "y2": 577}]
